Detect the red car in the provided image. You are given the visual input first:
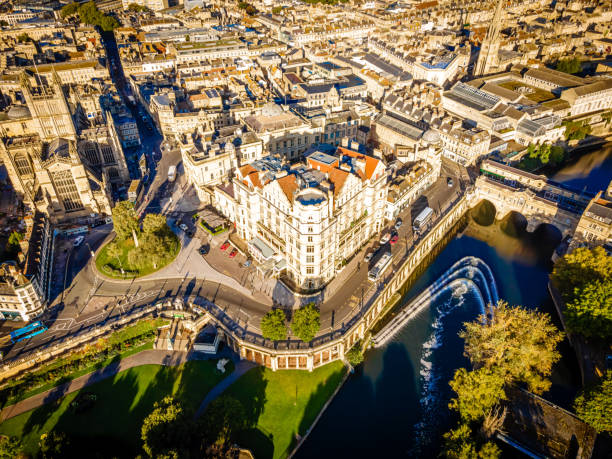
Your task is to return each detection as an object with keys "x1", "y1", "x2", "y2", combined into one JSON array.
[
  {"x1": 220, "y1": 242, "x2": 230, "y2": 251},
  {"x1": 229, "y1": 249, "x2": 238, "y2": 258},
  {"x1": 390, "y1": 235, "x2": 399, "y2": 245}
]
